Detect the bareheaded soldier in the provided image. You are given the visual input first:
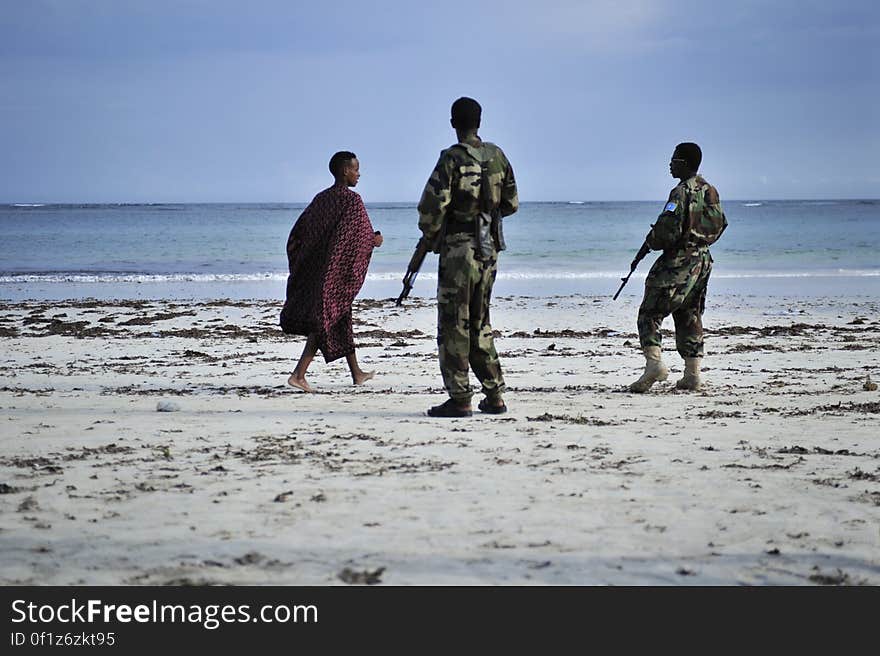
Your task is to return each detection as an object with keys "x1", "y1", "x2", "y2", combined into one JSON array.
[
  {"x1": 418, "y1": 97, "x2": 519, "y2": 417},
  {"x1": 630, "y1": 142, "x2": 728, "y2": 393}
]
